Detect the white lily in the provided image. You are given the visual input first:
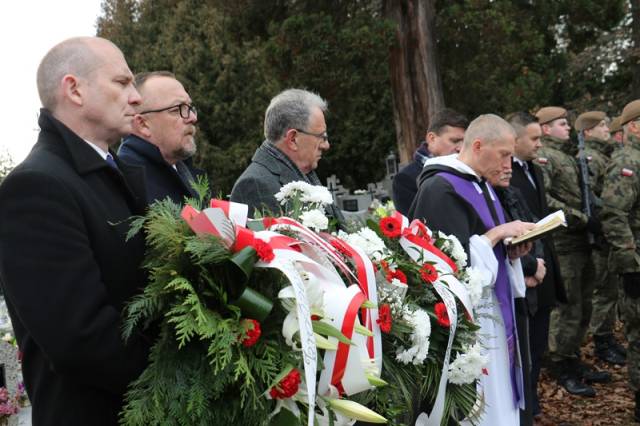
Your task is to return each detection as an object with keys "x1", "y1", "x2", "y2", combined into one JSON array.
[
  {"x1": 326, "y1": 398, "x2": 387, "y2": 423},
  {"x1": 315, "y1": 333, "x2": 338, "y2": 350}
]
